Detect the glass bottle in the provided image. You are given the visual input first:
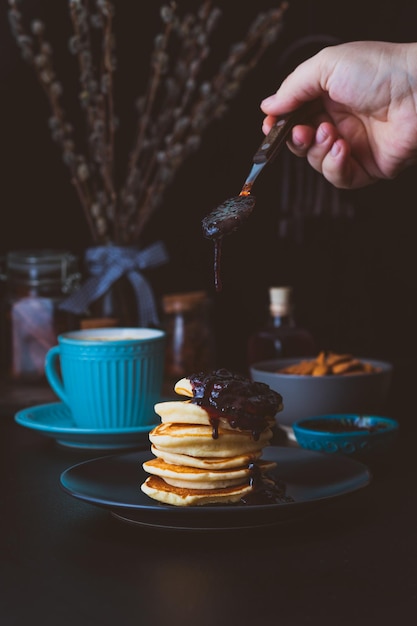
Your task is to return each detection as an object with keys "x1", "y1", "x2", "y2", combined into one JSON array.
[
  {"x1": 162, "y1": 290, "x2": 216, "y2": 392},
  {"x1": 247, "y1": 286, "x2": 316, "y2": 366},
  {"x1": 0, "y1": 249, "x2": 81, "y2": 383}
]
